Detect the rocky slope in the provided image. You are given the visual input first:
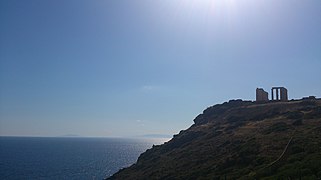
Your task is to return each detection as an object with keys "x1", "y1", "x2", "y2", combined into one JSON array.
[{"x1": 108, "y1": 98, "x2": 321, "y2": 179}]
